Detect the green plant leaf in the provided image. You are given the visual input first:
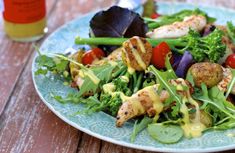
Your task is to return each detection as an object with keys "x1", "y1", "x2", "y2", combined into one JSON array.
[{"x1": 147, "y1": 123, "x2": 183, "y2": 144}]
